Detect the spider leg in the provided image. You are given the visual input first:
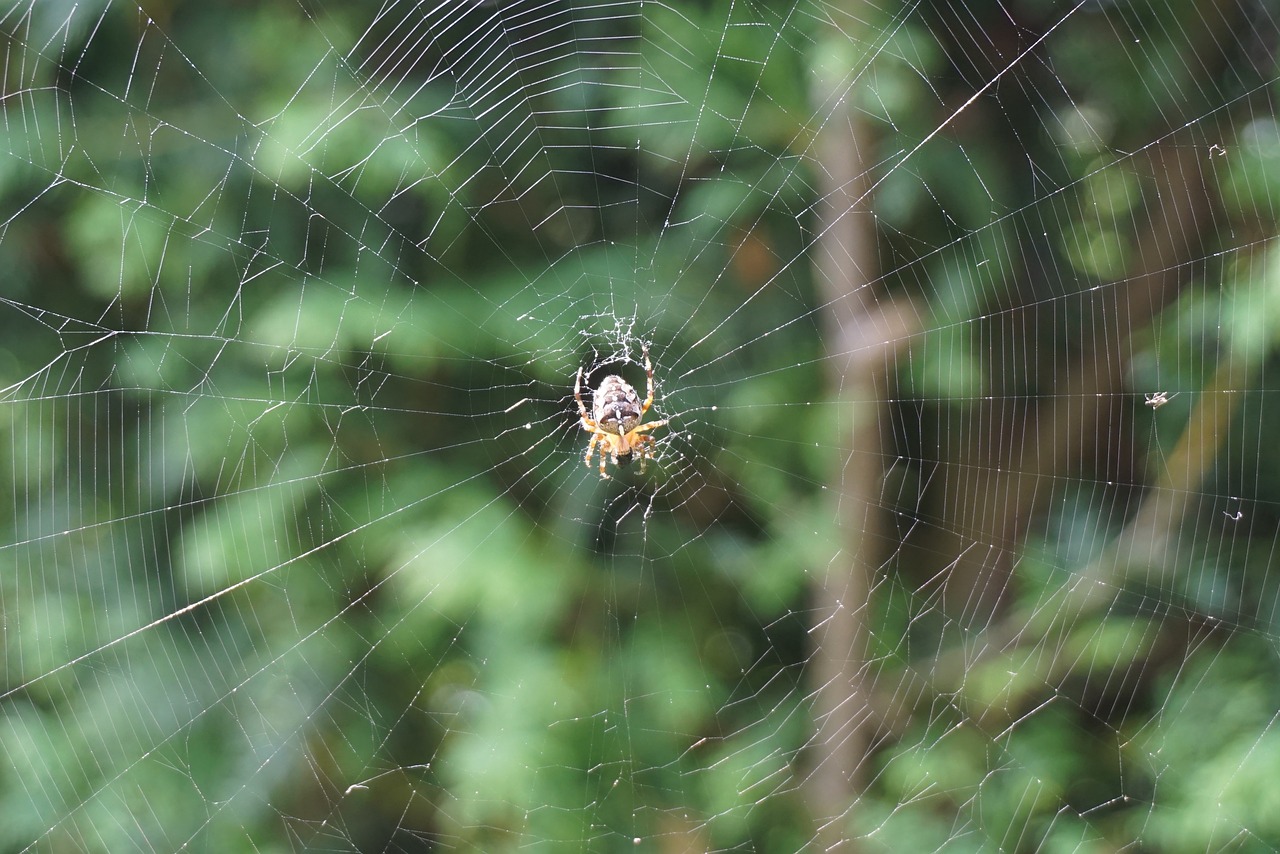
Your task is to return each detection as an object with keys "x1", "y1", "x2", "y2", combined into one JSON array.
[
  {"x1": 635, "y1": 435, "x2": 650, "y2": 473},
  {"x1": 639, "y1": 343, "x2": 655, "y2": 417},
  {"x1": 575, "y1": 367, "x2": 596, "y2": 427},
  {"x1": 584, "y1": 432, "x2": 599, "y2": 468},
  {"x1": 628, "y1": 418, "x2": 667, "y2": 435}
]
